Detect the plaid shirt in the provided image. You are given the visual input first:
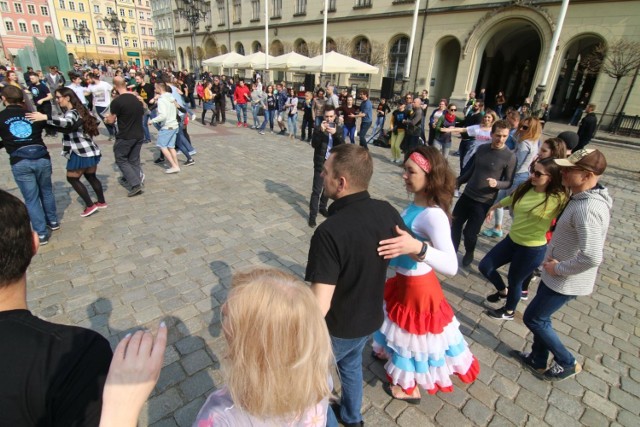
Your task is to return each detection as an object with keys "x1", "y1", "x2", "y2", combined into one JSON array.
[{"x1": 48, "y1": 110, "x2": 101, "y2": 157}]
